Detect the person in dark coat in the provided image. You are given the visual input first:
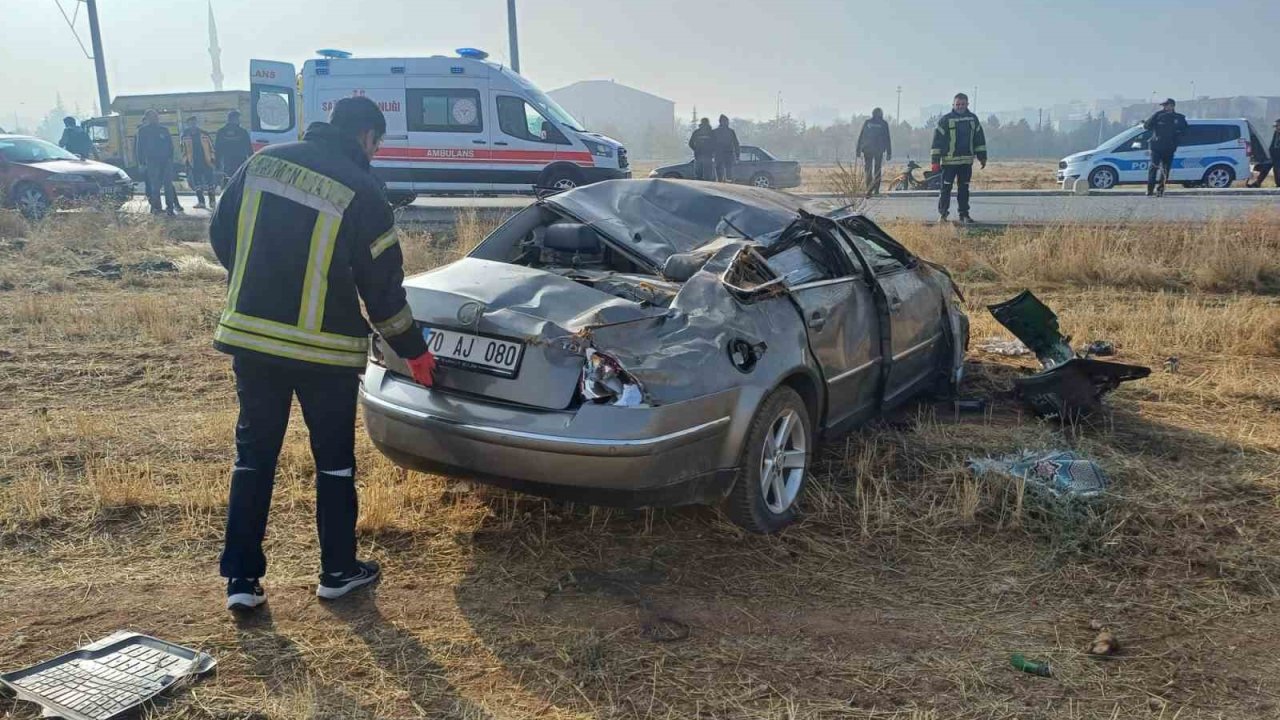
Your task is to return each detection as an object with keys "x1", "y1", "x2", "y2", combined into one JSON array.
[
  {"x1": 688, "y1": 118, "x2": 715, "y2": 181},
  {"x1": 136, "y1": 109, "x2": 181, "y2": 215},
  {"x1": 856, "y1": 107, "x2": 892, "y2": 196},
  {"x1": 930, "y1": 93, "x2": 987, "y2": 222},
  {"x1": 58, "y1": 116, "x2": 95, "y2": 159},
  {"x1": 1142, "y1": 98, "x2": 1188, "y2": 197},
  {"x1": 712, "y1": 115, "x2": 740, "y2": 182},
  {"x1": 1246, "y1": 118, "x2": 1280, "y2": 188},
  {"x1": 214, "y1": 110, "x2": 253, "y2": 181}
]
